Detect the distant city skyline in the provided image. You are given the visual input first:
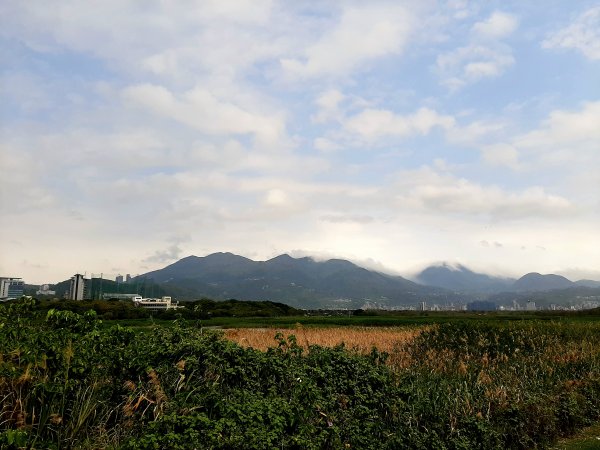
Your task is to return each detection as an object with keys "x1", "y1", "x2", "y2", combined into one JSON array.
[{"x1": 1, "y1": 1, "x2": 599, "y2": 284}]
